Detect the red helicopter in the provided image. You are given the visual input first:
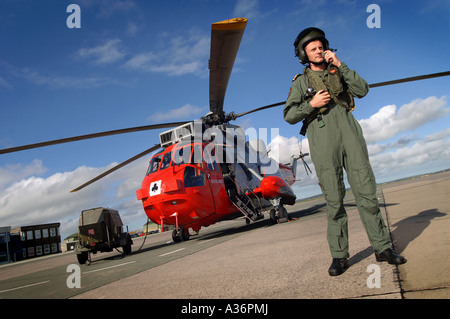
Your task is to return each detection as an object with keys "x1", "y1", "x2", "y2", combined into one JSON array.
[
  {"x1": 1, "y1": 18, "x2": 449, "y2": 243},
  {"x1": 133, "y1": 18, "x2": 305, "y2": 242},
  {"x1": 135, "y1": 120, "x2": 302, "y2": 242},
  {"x1": 1, "y1": 18, "x2": 305, "y2": 243}
]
